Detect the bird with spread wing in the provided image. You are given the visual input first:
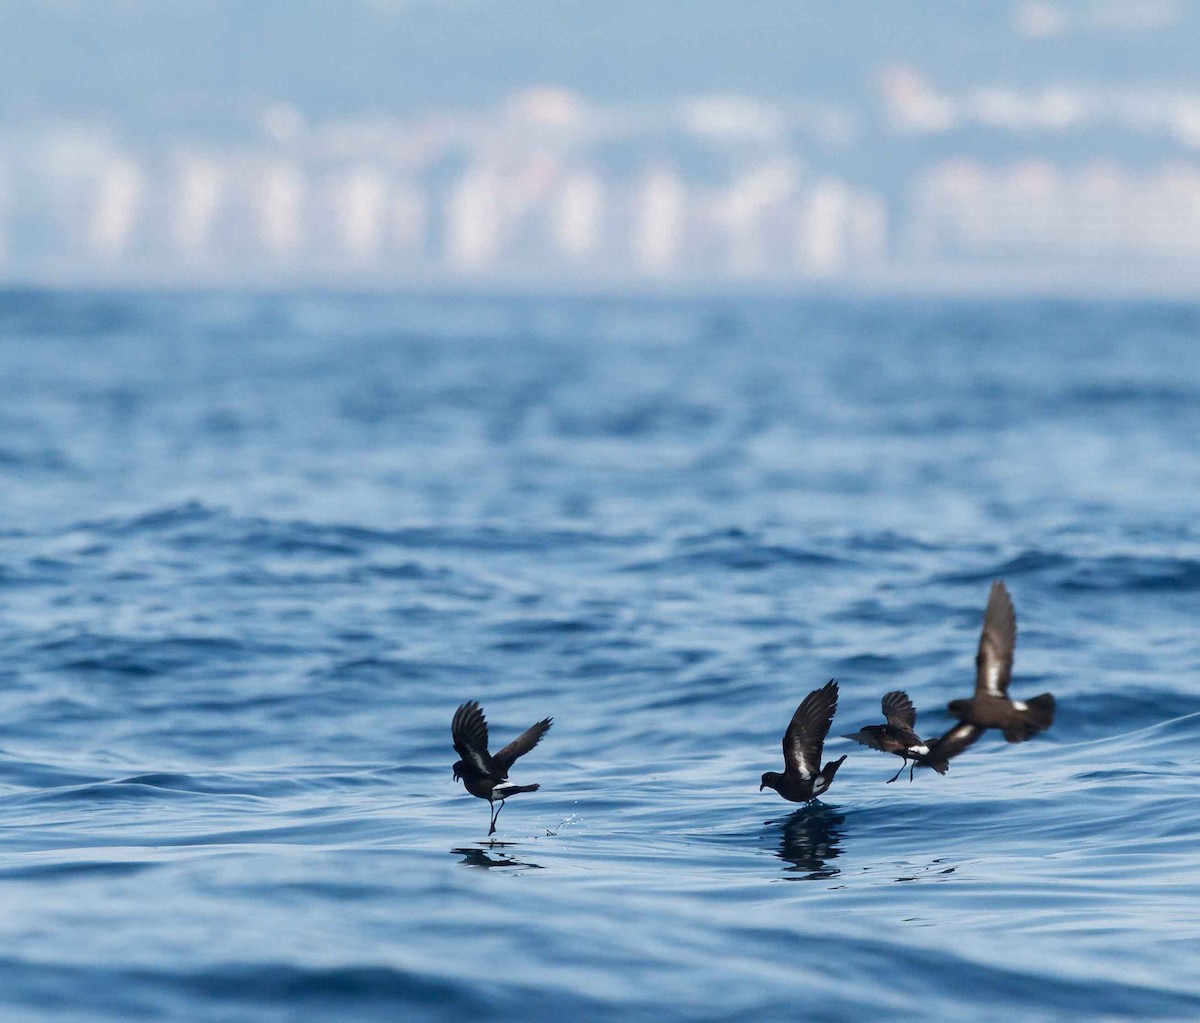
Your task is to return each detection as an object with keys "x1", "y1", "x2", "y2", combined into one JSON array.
[
  {"x1": 452, "y1": 700, "x2": 552, "y2": 835},
  {"x1": 760, "y1": 679, "x2": 847, "y2": 803},
  {"x1": 947, "y1": 581, "x2": 1055, "y2": 743}
]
